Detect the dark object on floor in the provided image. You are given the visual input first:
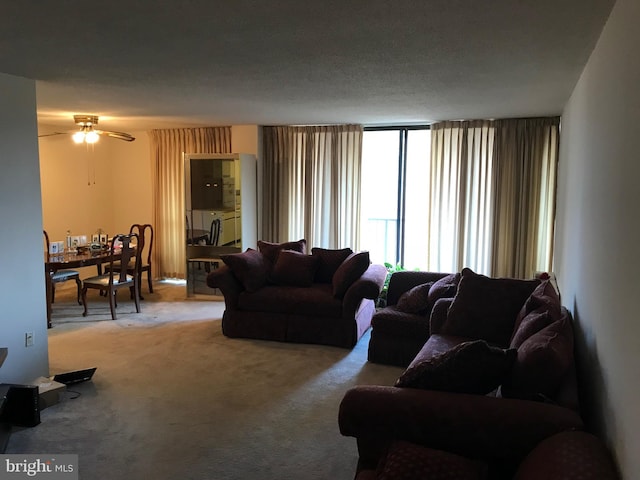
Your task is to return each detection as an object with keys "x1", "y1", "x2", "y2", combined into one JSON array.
[
  {"x1": 0, "y1": 384, "x2": 40, "y2": 427},
  {"x1": 53, "y1": 367, "x2": 97, "y2": 385}
]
